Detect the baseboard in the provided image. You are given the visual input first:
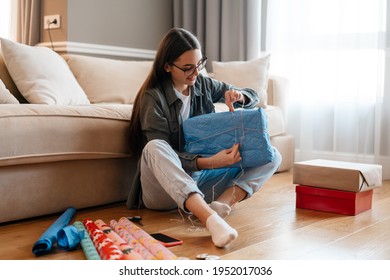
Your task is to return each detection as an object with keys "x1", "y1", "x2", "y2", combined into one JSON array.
[{"x1": 36, "y1": 41, "x2": 156, "y2": 60}]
